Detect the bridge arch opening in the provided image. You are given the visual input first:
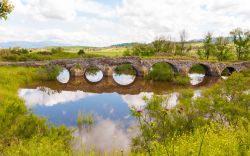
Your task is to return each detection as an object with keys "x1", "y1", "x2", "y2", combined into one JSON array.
[
  {"x1": 148, "y1": 62, "x2": 176, "y2": 81},
  {"x1": 221, "y1": 67, "x2": 236, "y2": 79},
  {"x1": 150, "y1": 62, "x2": 178, "y2": 73},
  {"x1": 84, "y1": 66, "x2": 104, "y2": 83},
  {"x1": 56, "y1": 67, "x2": 70, "y2": 84},
  {"x1": 188, "y1": 64, "x2": 211, "y2": 85},
  {"x1": 112, "y1": 63, "x2": 137, "y2": 86},
  {"x1": 189, "y1": 64, "x2": 211, "y2": 76}
]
